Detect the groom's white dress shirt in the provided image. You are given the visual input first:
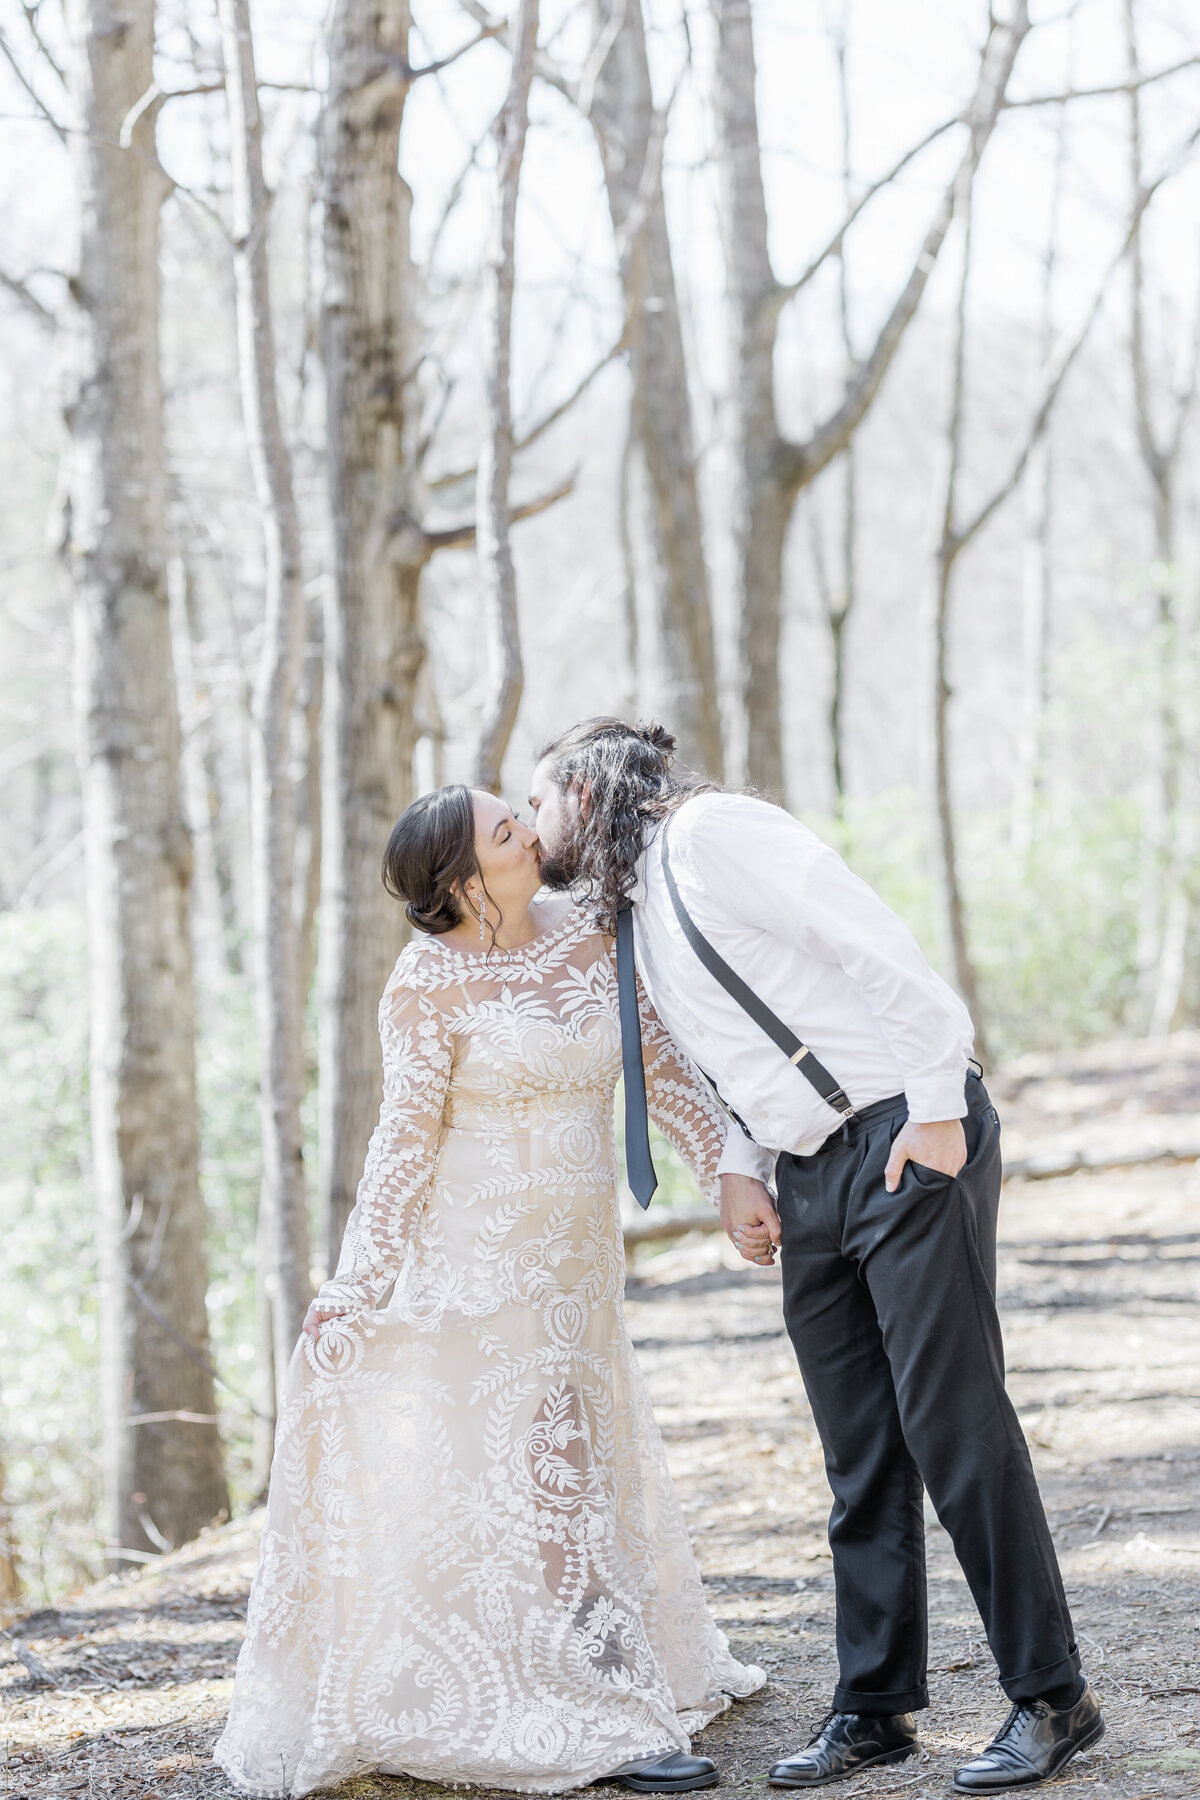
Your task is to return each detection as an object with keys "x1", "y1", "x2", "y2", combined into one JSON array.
[{"x1": 628, "y1": 791, "x2": 975, "y2": 1186}]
